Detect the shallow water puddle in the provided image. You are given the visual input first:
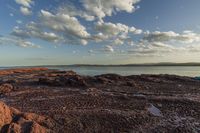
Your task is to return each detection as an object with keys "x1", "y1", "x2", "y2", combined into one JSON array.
[{"x1": 148, "y1": 104, "x2": 162, "y2": 117}]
